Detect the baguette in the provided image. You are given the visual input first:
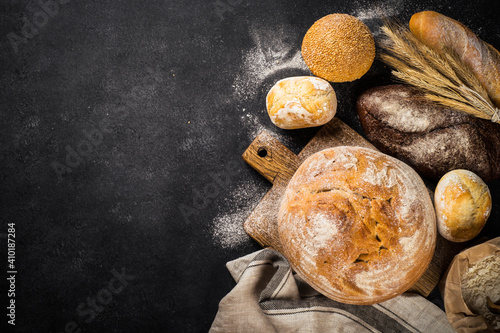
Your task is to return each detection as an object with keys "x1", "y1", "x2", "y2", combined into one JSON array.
[{"x1": 409, "y1": 11, "x2": 500, "y2": 108}]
